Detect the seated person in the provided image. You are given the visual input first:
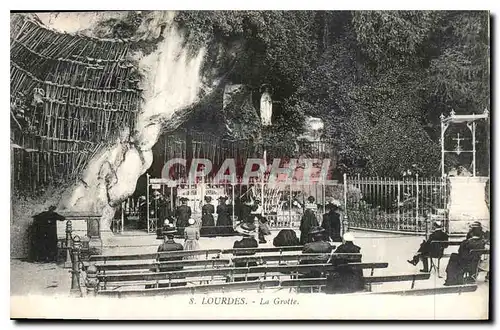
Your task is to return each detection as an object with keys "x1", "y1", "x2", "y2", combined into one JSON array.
[
  {"x1": 466, "y1": 221, "x2": 489, "y2": 241},
  {"x1": 273, "y1": 229, "x2": 300, "y2": 247},
  {"x1": 148, "y1": 223, "x2": 186, "y2": 288},
  {"x1": 326, "y1": 232, "x2": 365, "y2": 294},
  {"x1": 444, "y1": 226, "x2": 486, "y2": 286},
  {"x1": 407, "y1": 221, "x2": 449, "y2": 272},
  {"x1": 232, "y1": 222, "x2": 259, "y2": 282},
  {"x1": 299, "y1": 227, "x2": 333, "y2": 280}
]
